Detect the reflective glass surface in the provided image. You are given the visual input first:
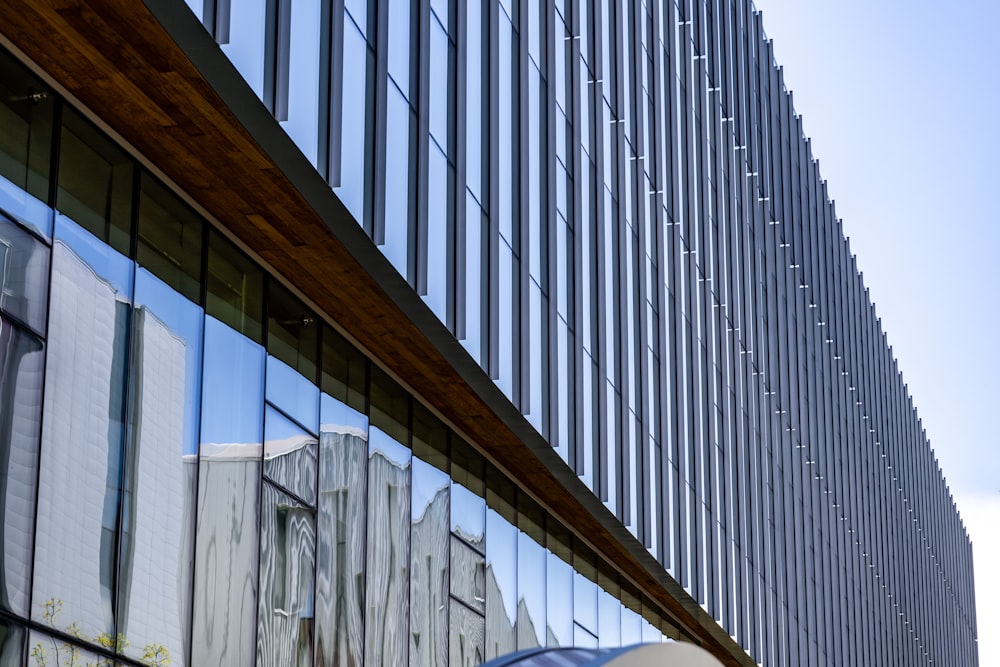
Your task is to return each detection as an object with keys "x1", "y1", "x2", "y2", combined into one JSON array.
[
  {"x1": 136, "y1": 173, "x2": 202, "y2": 305},
  {"x1": 29, "y1": 630, "x2": 102, "y2": 667},
  {"x1": 449, "y1": 601, "x2": 485, "y2": 667},
  {"x1": 383, "y1": 86, "x2": 412, "y2": 277},
  {"x1": 598, "y1": 585, "x2": 621, "y2": 648},
  {"x1": 410, "y1": 458, "x2": 449, "y2": 666},
  {"x1": 546, "y1": 552, "x2": 573, "y2": 647},
  {"x1": 57, "y1": 110, "x2": 133, "y2": 256},
  {"x1": 258, "y1": 483, "x2": 315, "y2": 667},
  {"x1": 192, "y1": 320, "x2": 262, "y2": 666},
  {"x1": 516, "y1": 531, "x2": 546, "y2": 648},
  {"x1": 336, "y1": 19, "x2": 373, "y2": 224},
  {"x1": 34, "y1": 229, "x2": 132, "y2": 640},
  {"x1": 315, "y1": 397, "x2": 367, "y2": 665},
  {"x1": 0, "y1": 56, "x2": 52, "y2": 236},
  {"x1": 264, "y1": 405, "x2": 317, "y2": 506},
  {"x1": 0, "y1": 620, "x2": 22, "y2": 666},
  {"x1": 450, "y1": 483, "x2": 485, "y2": 550},
  {"x1": 206, "y1": 229, "x2": 264, "y2": 343},
  {"x1": 283, "y1": 0, "x2": 322, "y2": 165},
  {"x1": 200, "y1": 315, "x2": 265, "y2": 448},
  {"x1": 117, "y1": 269, "x2": 202, "y2": 666},
  {"x1": 387, "y1": 0, "x2": 412, "y2": 96},
  {"x1": 266, "y1": 356, "x2": 320, "y2": 436},
  {"x1": 424, "y1": 146, "x2": 449, "y2": 321},
  {"x1": 485, "y1": 509, "x2": 516, "y2": 659},
  {"x1": 0, "y1": 215, "x2": 49, "y2": 335},
  {"x1": 365, "y1": 428, "x2": 410, "y2": 666},
  {"x1": 221, "y1": 0, "x2": 267, "y2": 98},
  {"x1": 0, "y1": 316, "x2": 42, "y2": 617},
  {"x1": 191, "y1": 452, "x2": 260, "y2": 665}
]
